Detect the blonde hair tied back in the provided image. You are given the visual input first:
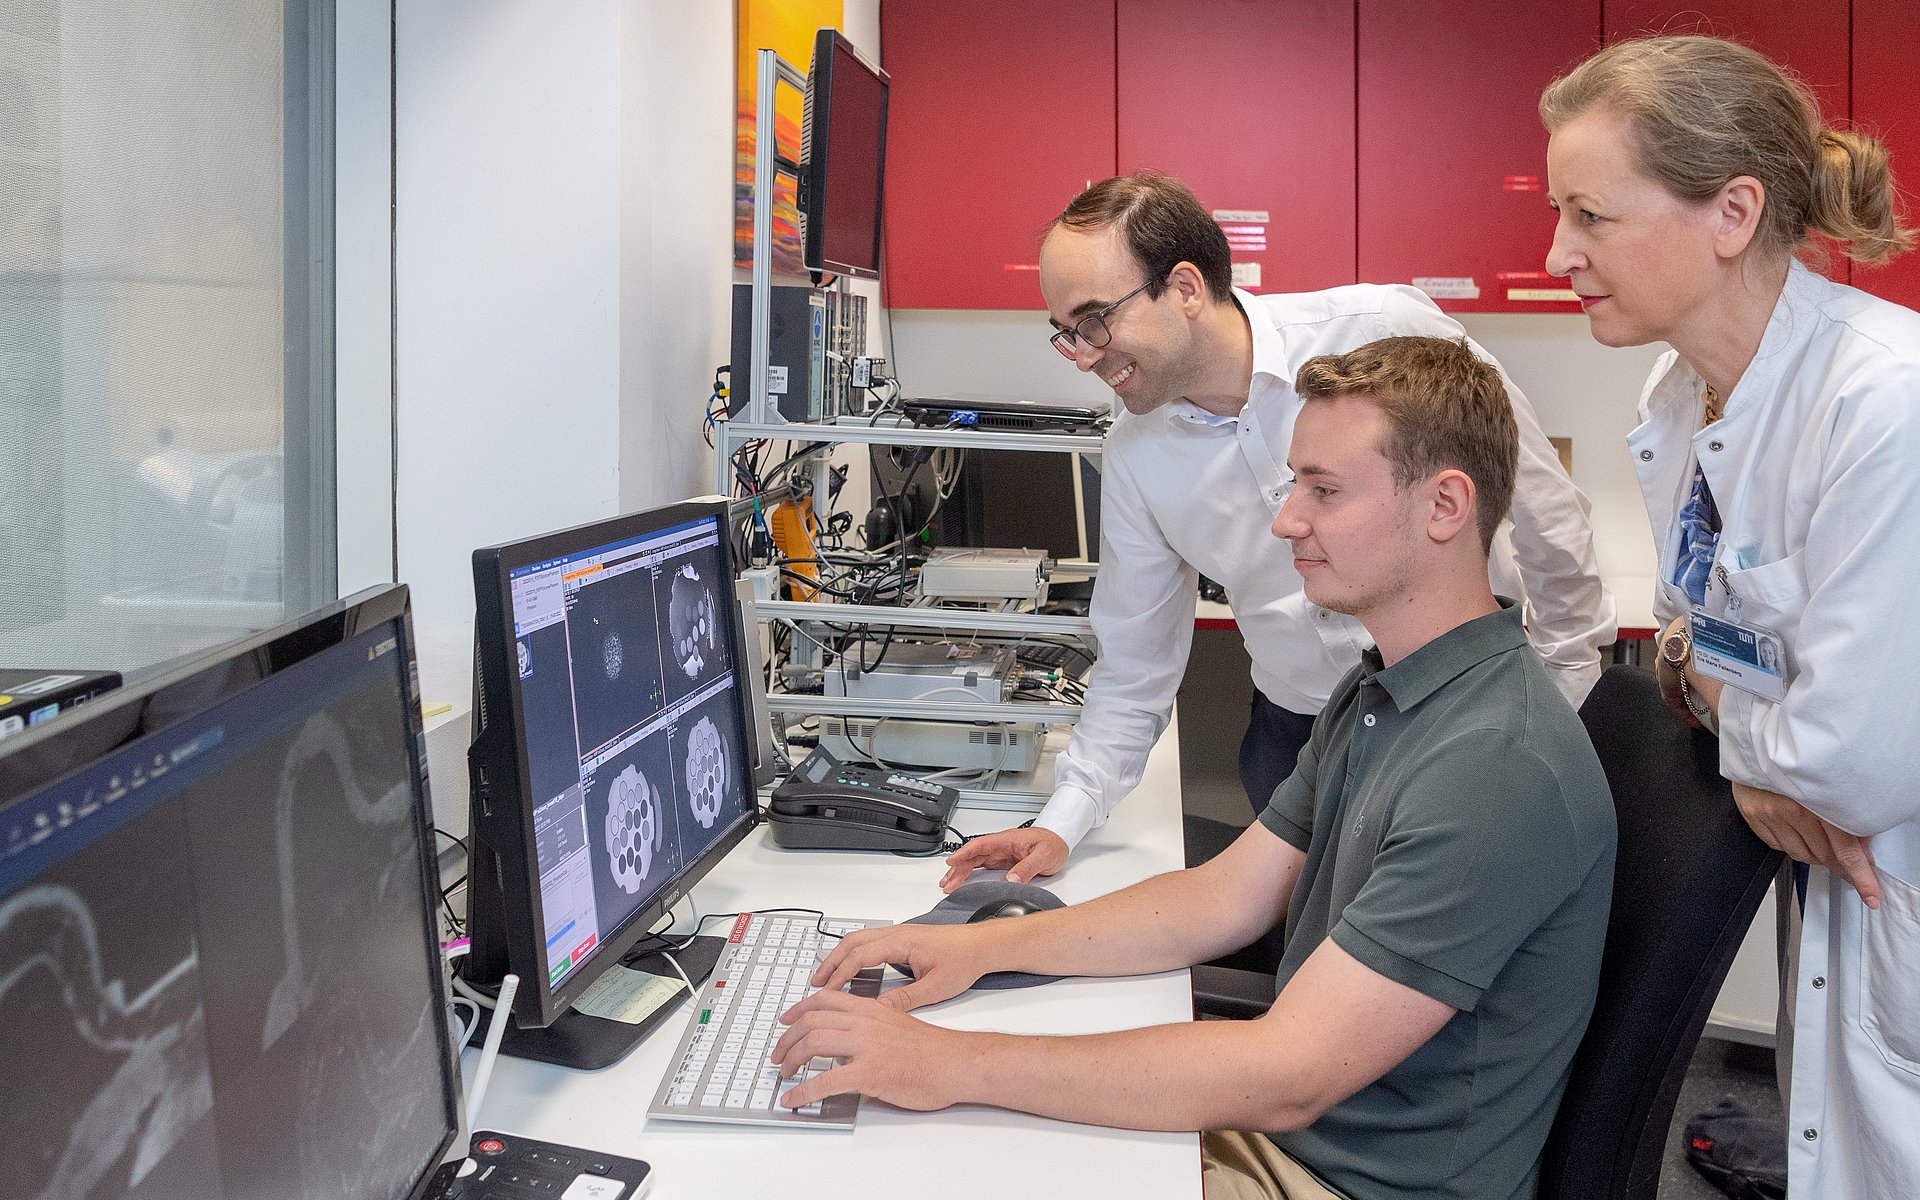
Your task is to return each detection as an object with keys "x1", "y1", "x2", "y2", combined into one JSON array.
[{"x1": 1540, "y1": 35, "x2": 1914, "y2": 267}]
